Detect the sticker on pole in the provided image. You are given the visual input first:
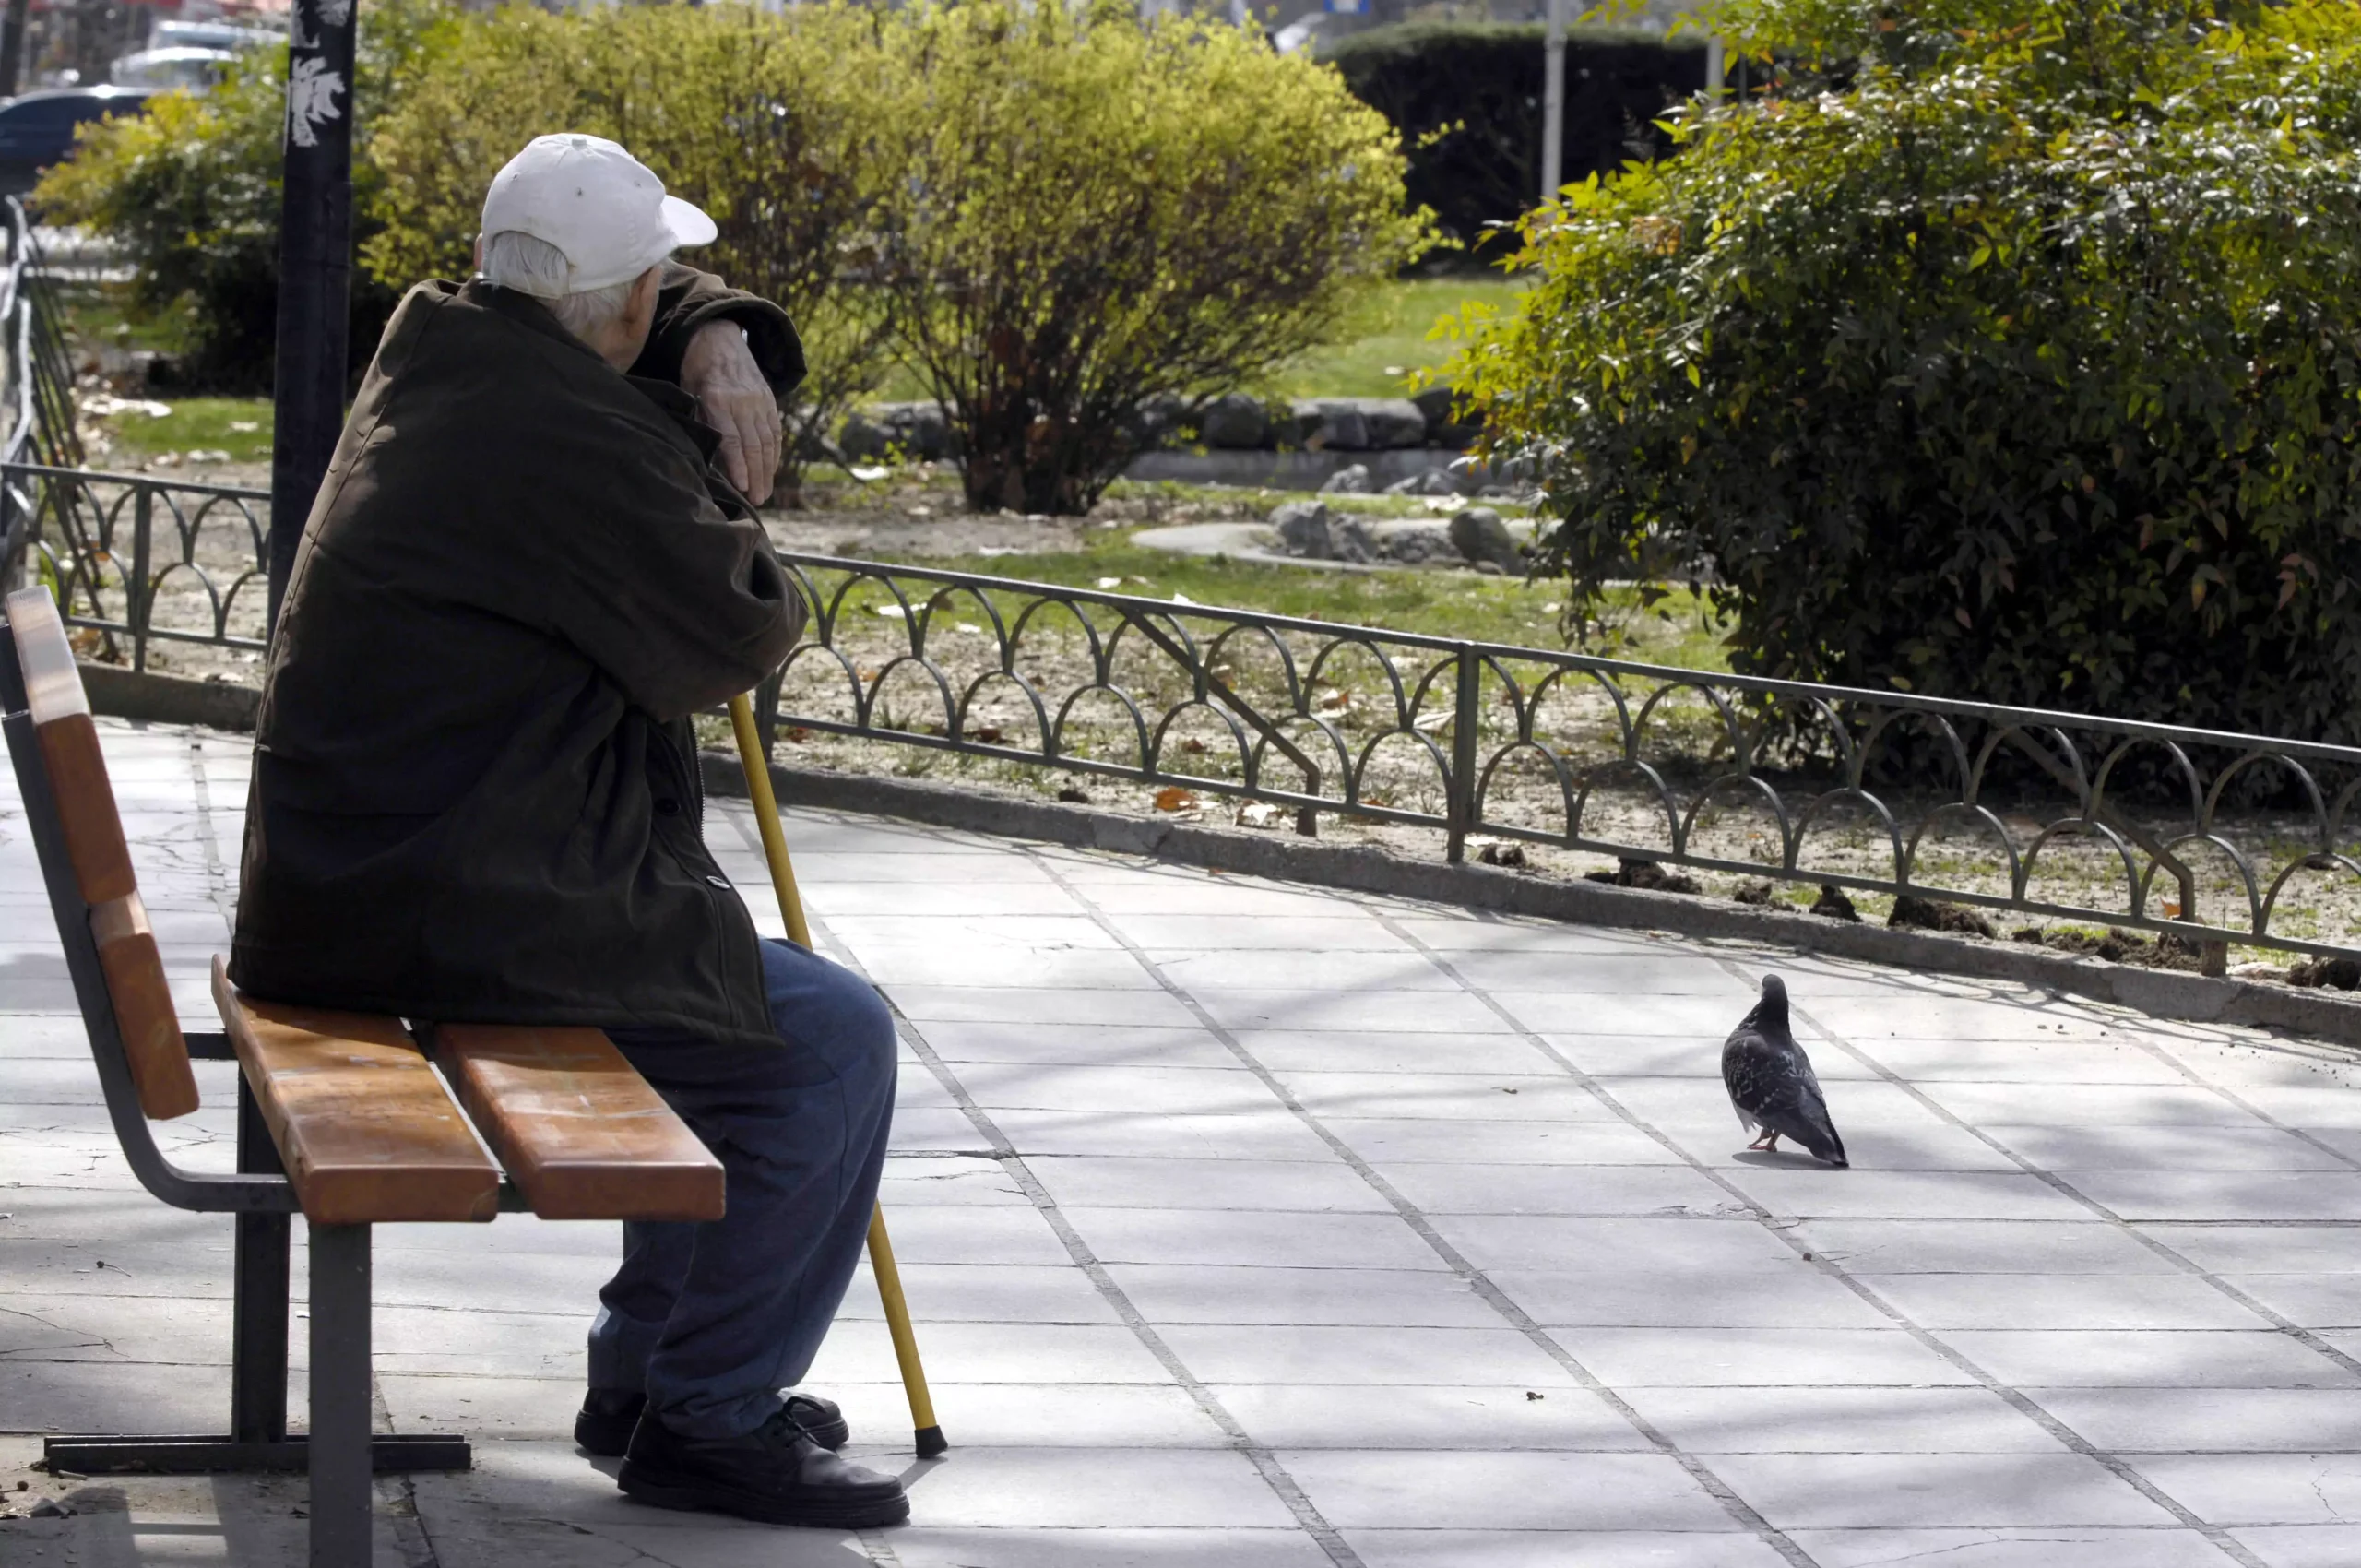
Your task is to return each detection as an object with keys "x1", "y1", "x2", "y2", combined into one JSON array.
[{"x1": 287, "y1": 57, "x2": 345, "y2": 148}]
